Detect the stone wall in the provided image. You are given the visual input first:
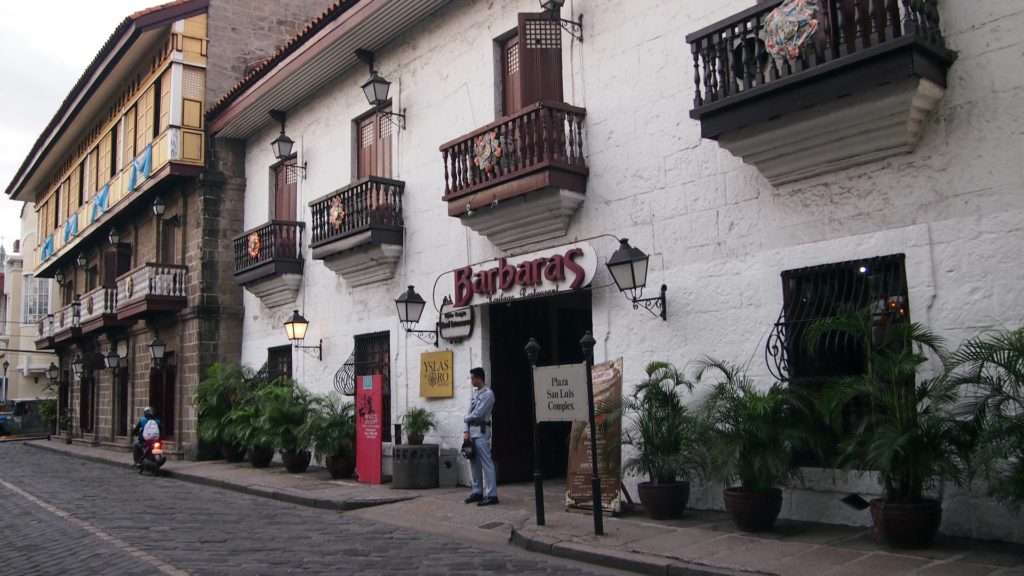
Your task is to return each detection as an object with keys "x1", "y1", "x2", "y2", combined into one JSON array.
[
  {"x1": 205, "y1": 0, "x2": 337, "y2": 105},
  {"x1": 232, "y1": 0, "x2": 1024, "y2": 543}
]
